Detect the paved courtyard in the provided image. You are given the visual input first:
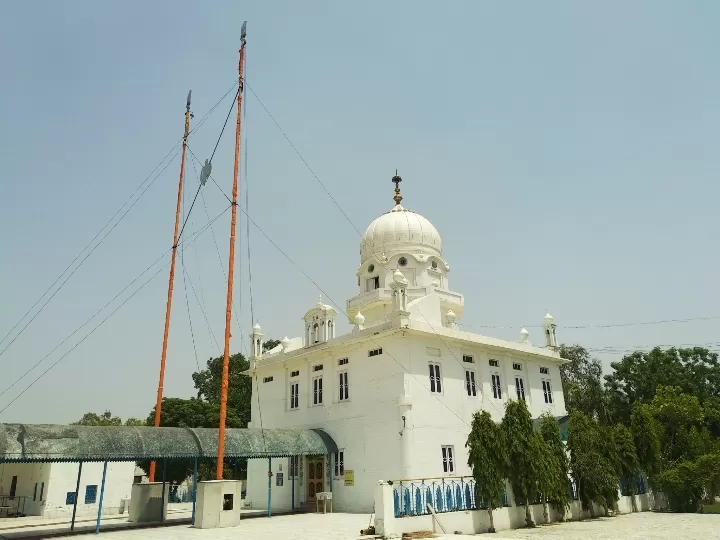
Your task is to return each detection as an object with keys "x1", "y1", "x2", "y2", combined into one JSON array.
[{"x1": 1, "y1": 511, "x2": 718, "y2": 539}]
